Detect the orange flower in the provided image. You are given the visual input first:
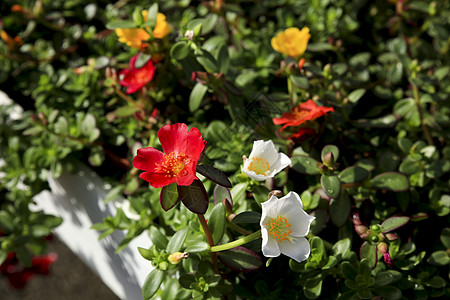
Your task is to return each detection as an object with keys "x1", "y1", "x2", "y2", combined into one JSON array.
[
  {"x1": 115, "y1": 11, "x2": 171, "y2": 49},
  {"x1": 271, "y1": 27, "x2": 311, "y2": 58},
  {"x1": 273, "y1": 99, "x2": 334, "y2": 140},
  {"x1": 0, "y1": 30, "x2": 23, "y2": 51}
]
